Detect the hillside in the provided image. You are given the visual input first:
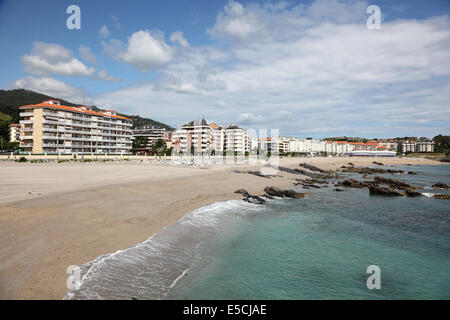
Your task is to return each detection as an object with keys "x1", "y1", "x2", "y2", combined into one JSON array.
[{"x1": 0, "y1": 89, "x2": 174, "y2": 135}]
